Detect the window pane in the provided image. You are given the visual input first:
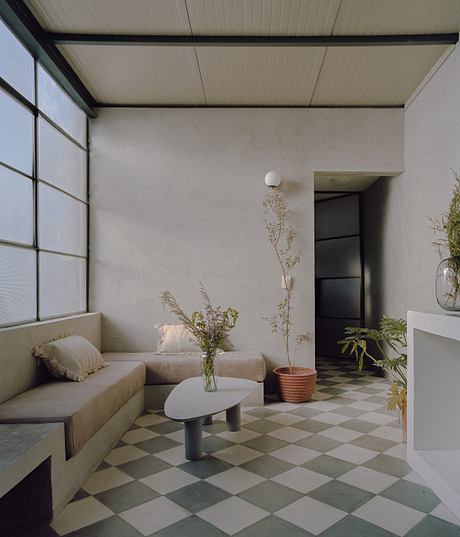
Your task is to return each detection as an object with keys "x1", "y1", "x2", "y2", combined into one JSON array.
[
  {"x1": 0, "y1": 245, "x2": 36, "y2": 326},
  {"x1": 0, "y1": 165, "x2": 33, "y2": 244},
  {"x1": 315, "y1": 195, "x2": 359, "y2": 240},
  {"x1": 39, "y1": 252, "x2": 86, "y2": 318},
  {"x1": 38, "y1": 183, "x2": 87, "y2": 256},
  {"x1": 37, "y1": 65, "x2": 87, "y2": 147},
  {"x1": 0, "y1": 88, "x2": 33, "y2": 174},
  {"x1": 0, "y1": 19, "x2": 34, "y2": 102},
  {"x1": 315, "y1": 236, "x2": 361, "y2": 278},
  {"x1": 38, "y1": 117, "x2": 87, "y2": 200},
  {"x1": 316, "y1": 278, "x2": 361, "y2": 319}
]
